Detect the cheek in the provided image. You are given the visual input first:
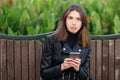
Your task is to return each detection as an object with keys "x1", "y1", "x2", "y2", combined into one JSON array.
[
  {"x1": 66, "y1": 21, "x2": 70, "y2": 29},
  {"x1": 78, "y1": 23, "x2": 82, "y2": 29},
  {"x1": 79, "y1": 21, "x2": 82, "y2": 26}
]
